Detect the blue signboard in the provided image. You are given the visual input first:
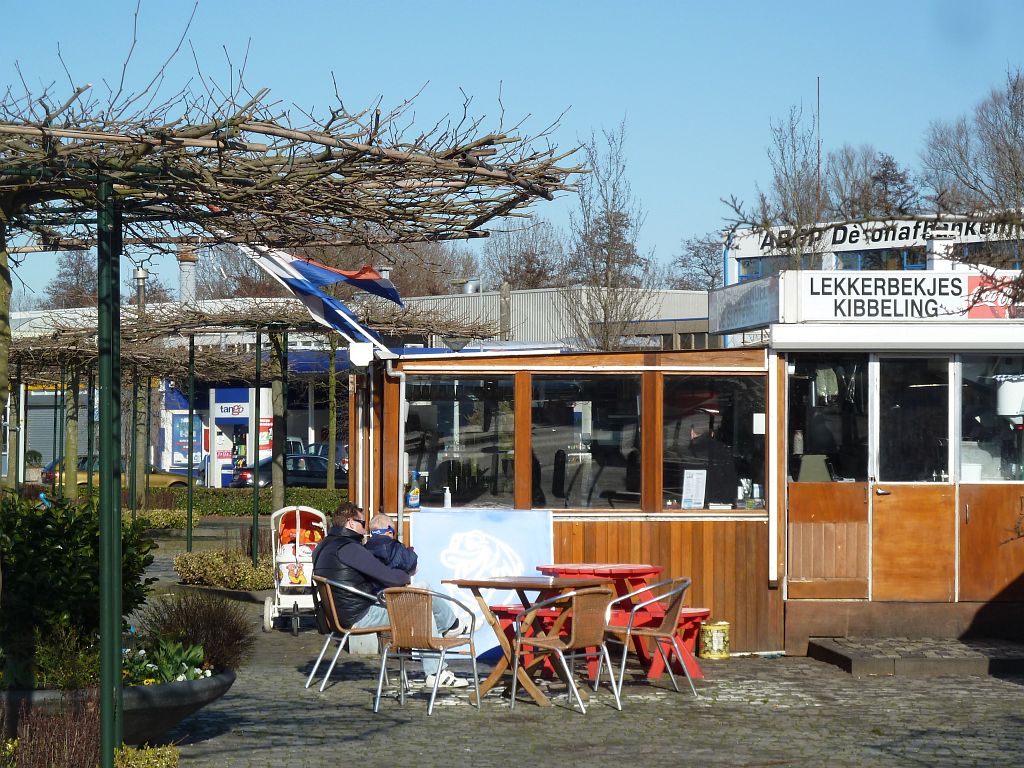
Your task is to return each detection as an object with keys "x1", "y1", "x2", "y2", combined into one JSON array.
[{"x1": 409, "y1": 508, "x2": 553, "y2": 654}]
